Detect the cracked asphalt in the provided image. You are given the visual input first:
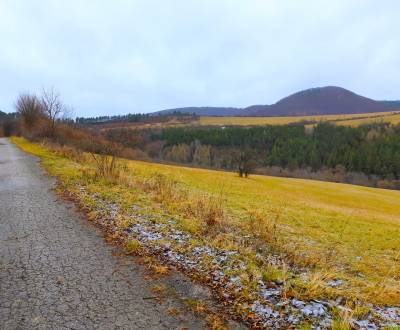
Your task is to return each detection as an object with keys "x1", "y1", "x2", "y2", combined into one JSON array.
[{"x1": 0, "y1": 138, "x2": 211, "y2": 330}]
